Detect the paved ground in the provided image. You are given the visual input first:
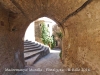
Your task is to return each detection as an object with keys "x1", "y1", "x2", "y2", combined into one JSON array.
[
  {"x1": 20, "y1": 49, "x2": 78, "y2": 75},
  {"x1": 19, "y1": 49, "x2": 94, "y2": 75}
]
